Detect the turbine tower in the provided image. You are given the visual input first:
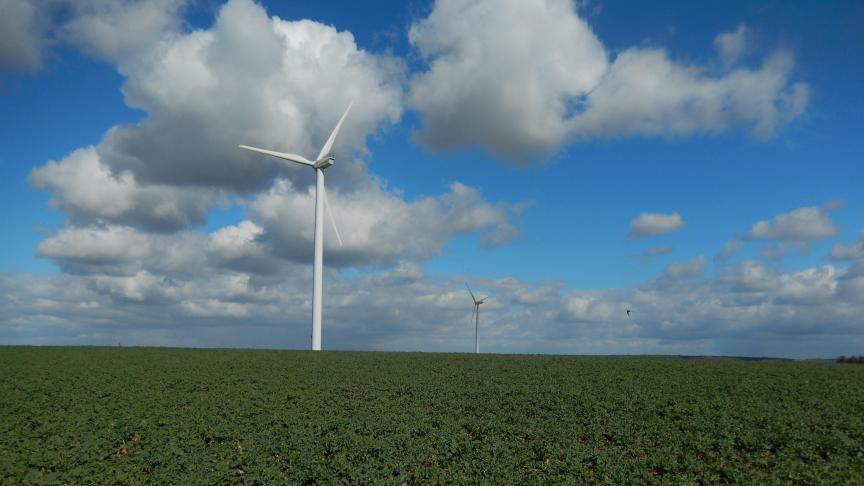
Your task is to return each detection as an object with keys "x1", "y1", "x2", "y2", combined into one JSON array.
[
  {"x1": 466, "y1": 283, "x2": 487, "y2": 354},
  {"x1": 239, "y1": 102, "x2": 352, "y2": 351}
]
